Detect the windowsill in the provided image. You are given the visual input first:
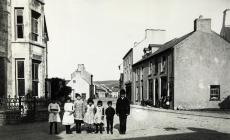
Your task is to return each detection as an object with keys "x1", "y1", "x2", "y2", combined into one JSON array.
[{"x1": 209, "y1": 99, "x2": 220, "y2": 101}]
